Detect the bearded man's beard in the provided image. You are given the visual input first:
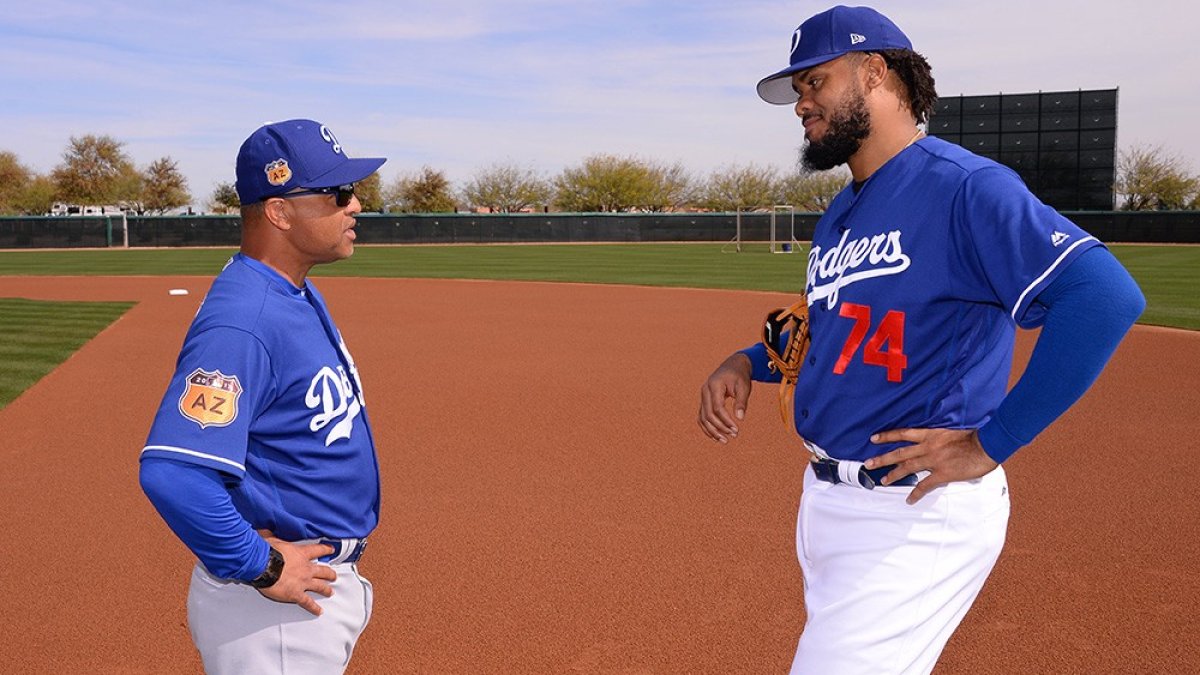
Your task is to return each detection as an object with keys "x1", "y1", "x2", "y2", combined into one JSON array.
[{"x1": 801, "y1": 88, "x2": 872, "y2": 171}]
